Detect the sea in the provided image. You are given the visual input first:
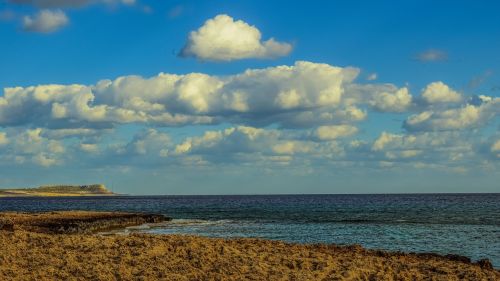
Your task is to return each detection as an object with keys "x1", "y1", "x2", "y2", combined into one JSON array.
[{"x1": 1, "y1": 193, "x2": 499, "y2": 267}]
